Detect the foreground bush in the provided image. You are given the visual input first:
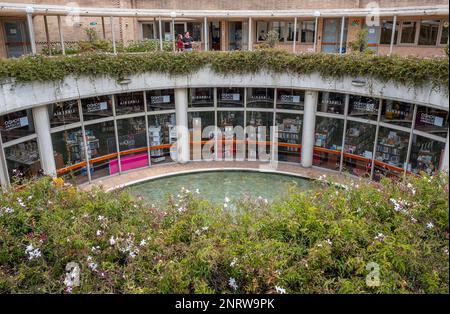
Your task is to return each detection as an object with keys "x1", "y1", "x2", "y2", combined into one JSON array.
[{"x1": 0, "y1": 173, "x2": 448, "y2": 294}]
